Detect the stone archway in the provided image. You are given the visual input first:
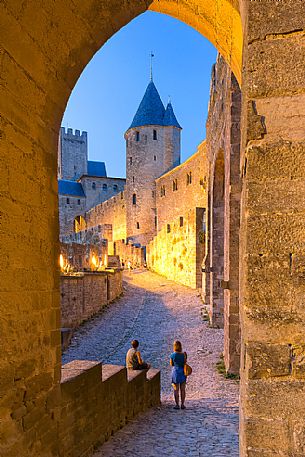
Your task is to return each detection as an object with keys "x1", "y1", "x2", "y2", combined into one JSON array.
[{"x1": 1, "y1": 1, "x2": 305, "y2": 456}]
